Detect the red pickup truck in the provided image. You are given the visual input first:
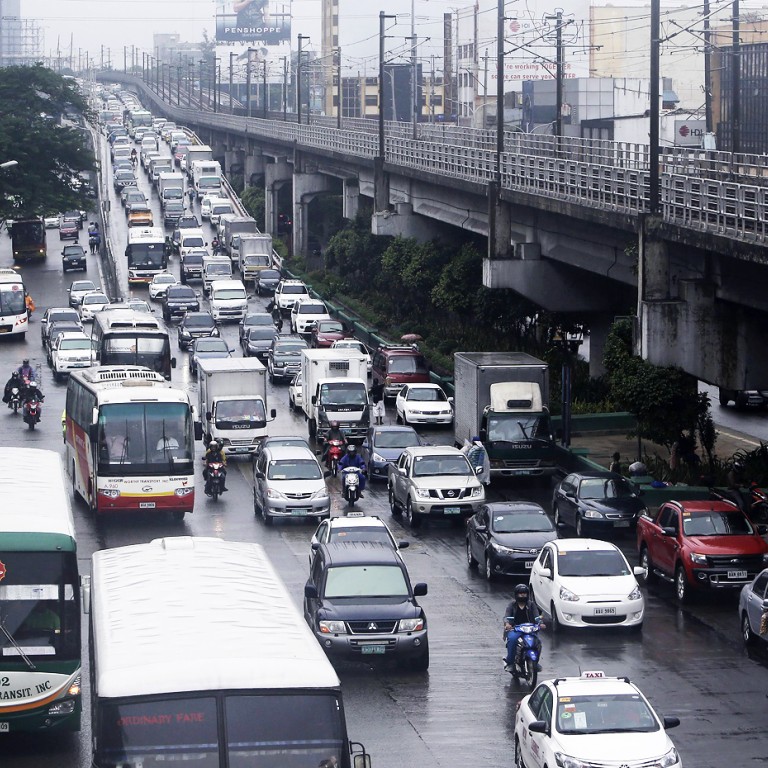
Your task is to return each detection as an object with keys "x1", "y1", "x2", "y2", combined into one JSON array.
[{"x1": 637, "y1": 499, "x2": 768, "y2": 602}]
